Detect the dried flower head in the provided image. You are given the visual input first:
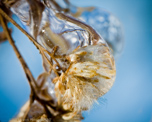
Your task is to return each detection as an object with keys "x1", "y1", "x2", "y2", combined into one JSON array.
[{"x1": 53, "y1": 44, "x2": 116, "y2": 119}]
